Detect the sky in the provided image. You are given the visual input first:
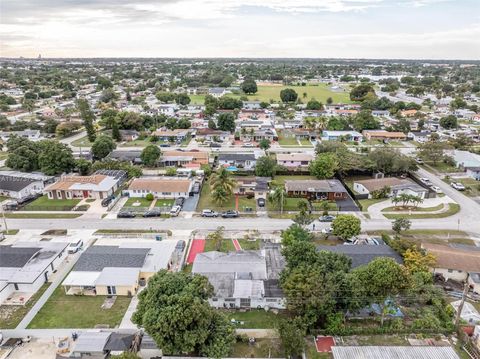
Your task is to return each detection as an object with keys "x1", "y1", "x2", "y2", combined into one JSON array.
[{"x1": 0, "y1": 0, "x2": 479, "y2": 59}]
